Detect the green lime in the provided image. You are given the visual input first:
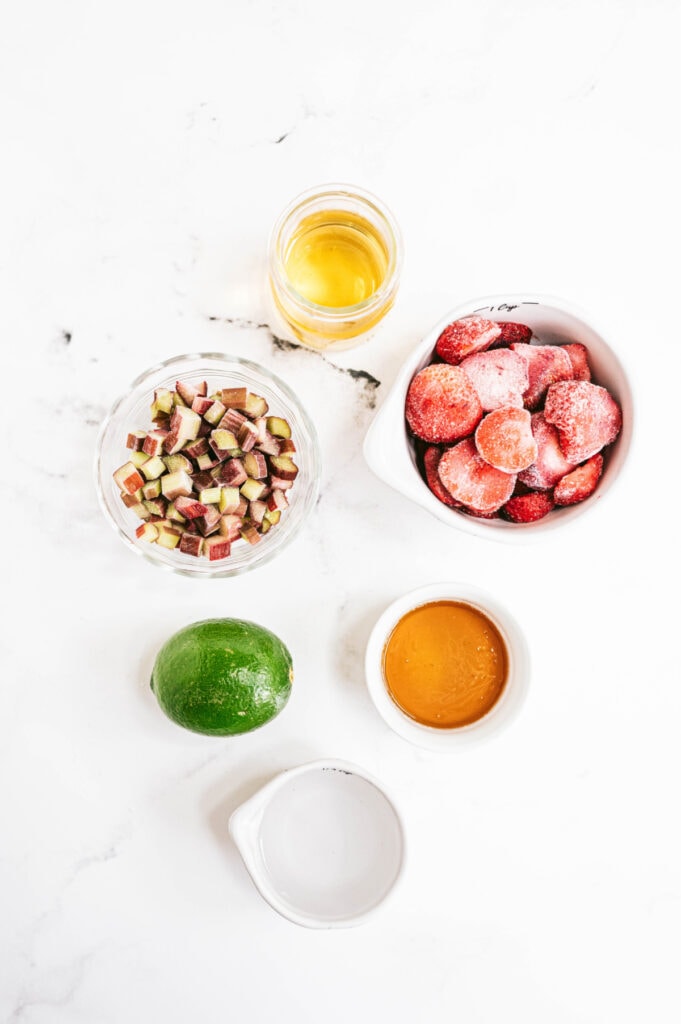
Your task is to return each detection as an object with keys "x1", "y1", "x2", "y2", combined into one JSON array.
[{"x1": 150, "y1": 618, "x2": 293, "y2": 736}]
